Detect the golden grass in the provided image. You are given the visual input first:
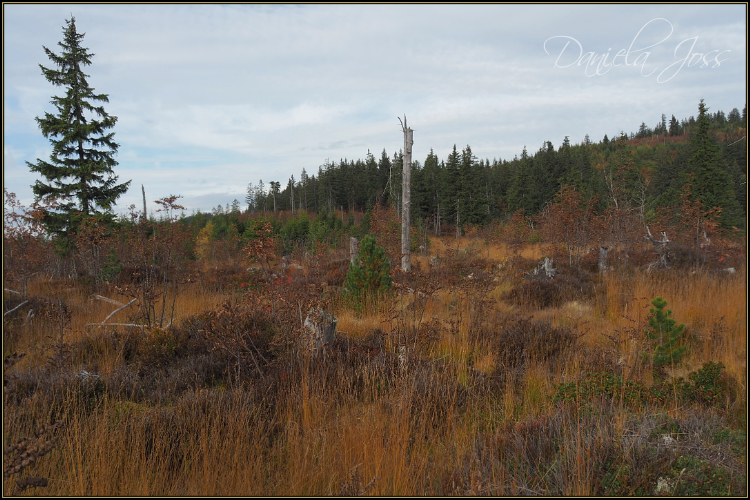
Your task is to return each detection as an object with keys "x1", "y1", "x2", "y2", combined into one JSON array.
[{"x1": 3, "y1": 240, "x2": 746, "y2": 496}]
